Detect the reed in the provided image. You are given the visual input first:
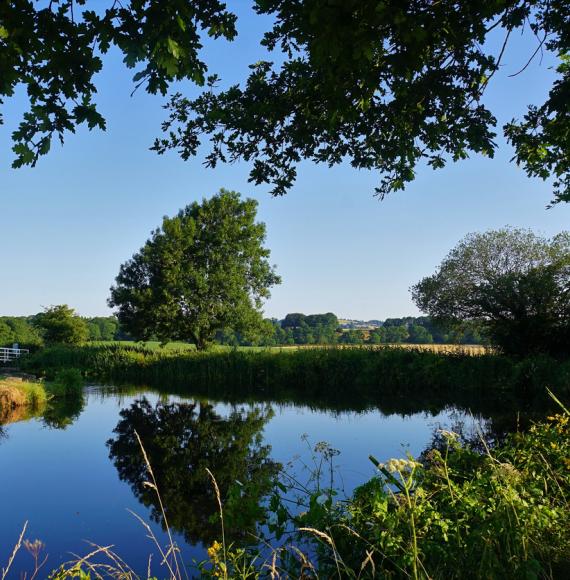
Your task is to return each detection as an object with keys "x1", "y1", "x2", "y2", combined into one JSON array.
[{"x1": 21, "y1": 344, "x2": 570, "y2": 409}]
